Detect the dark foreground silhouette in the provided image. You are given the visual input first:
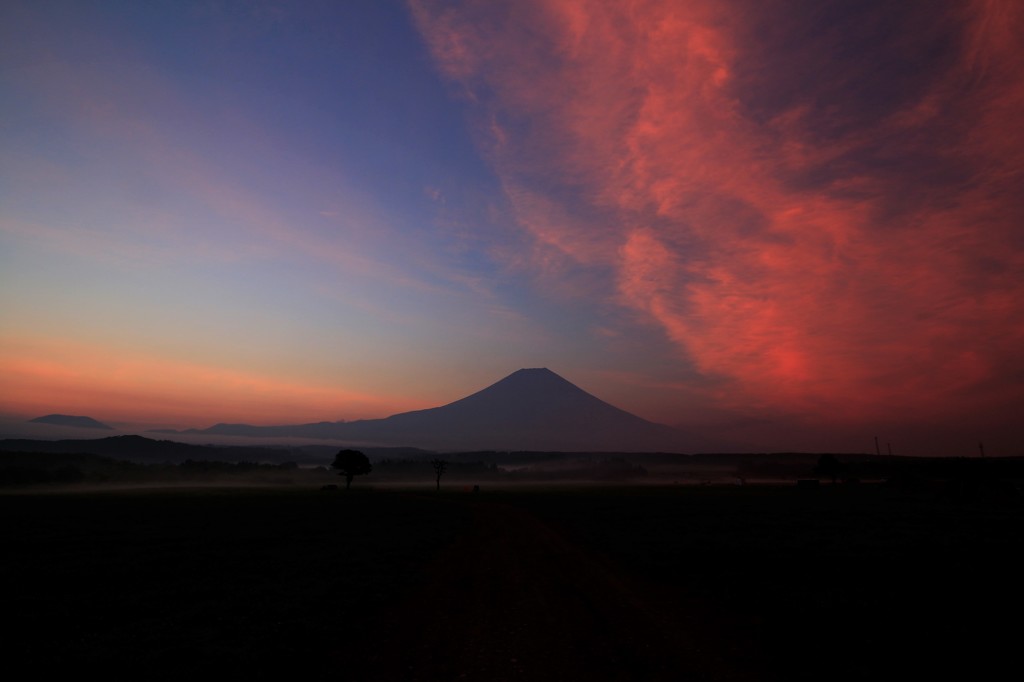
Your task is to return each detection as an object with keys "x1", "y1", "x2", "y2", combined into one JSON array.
[
  {"x1": 332, "y1": 448, "x2": 372, "y2": 489},
  {"x1": 3, "y1": 485, "x2": 1020, "y2": 680},
  {"x1": 356, "y1": 495, "x2": 740, "y2": 681}
]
